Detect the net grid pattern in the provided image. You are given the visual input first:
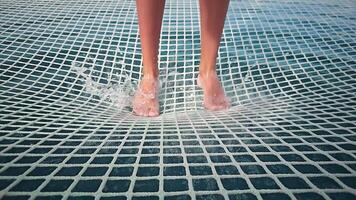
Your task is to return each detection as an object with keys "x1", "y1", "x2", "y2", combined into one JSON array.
[{"x1": 0, "y1": 0, "x2": 355, "y2": 200}]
